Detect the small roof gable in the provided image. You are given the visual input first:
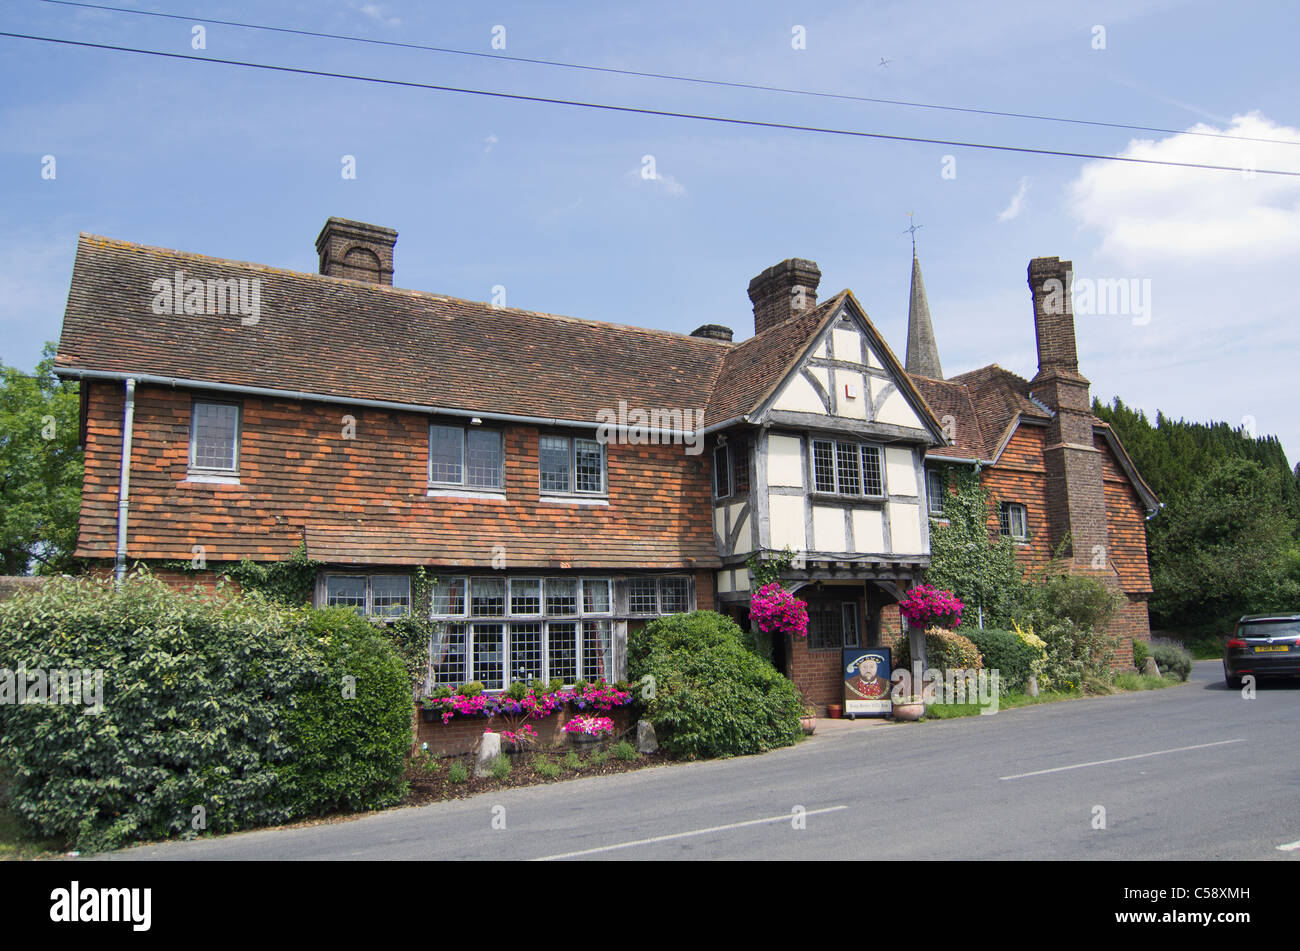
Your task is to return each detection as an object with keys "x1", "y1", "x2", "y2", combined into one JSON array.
[{"x1": 703, "y1": 292, "x2": 845, "y2": 427}]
